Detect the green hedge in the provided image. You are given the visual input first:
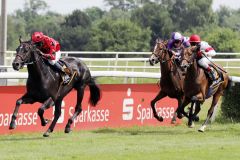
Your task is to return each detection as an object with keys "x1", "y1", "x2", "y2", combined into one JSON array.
[{"x1": 221, "y1": 83, "x2": 240, "y2": 122}]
